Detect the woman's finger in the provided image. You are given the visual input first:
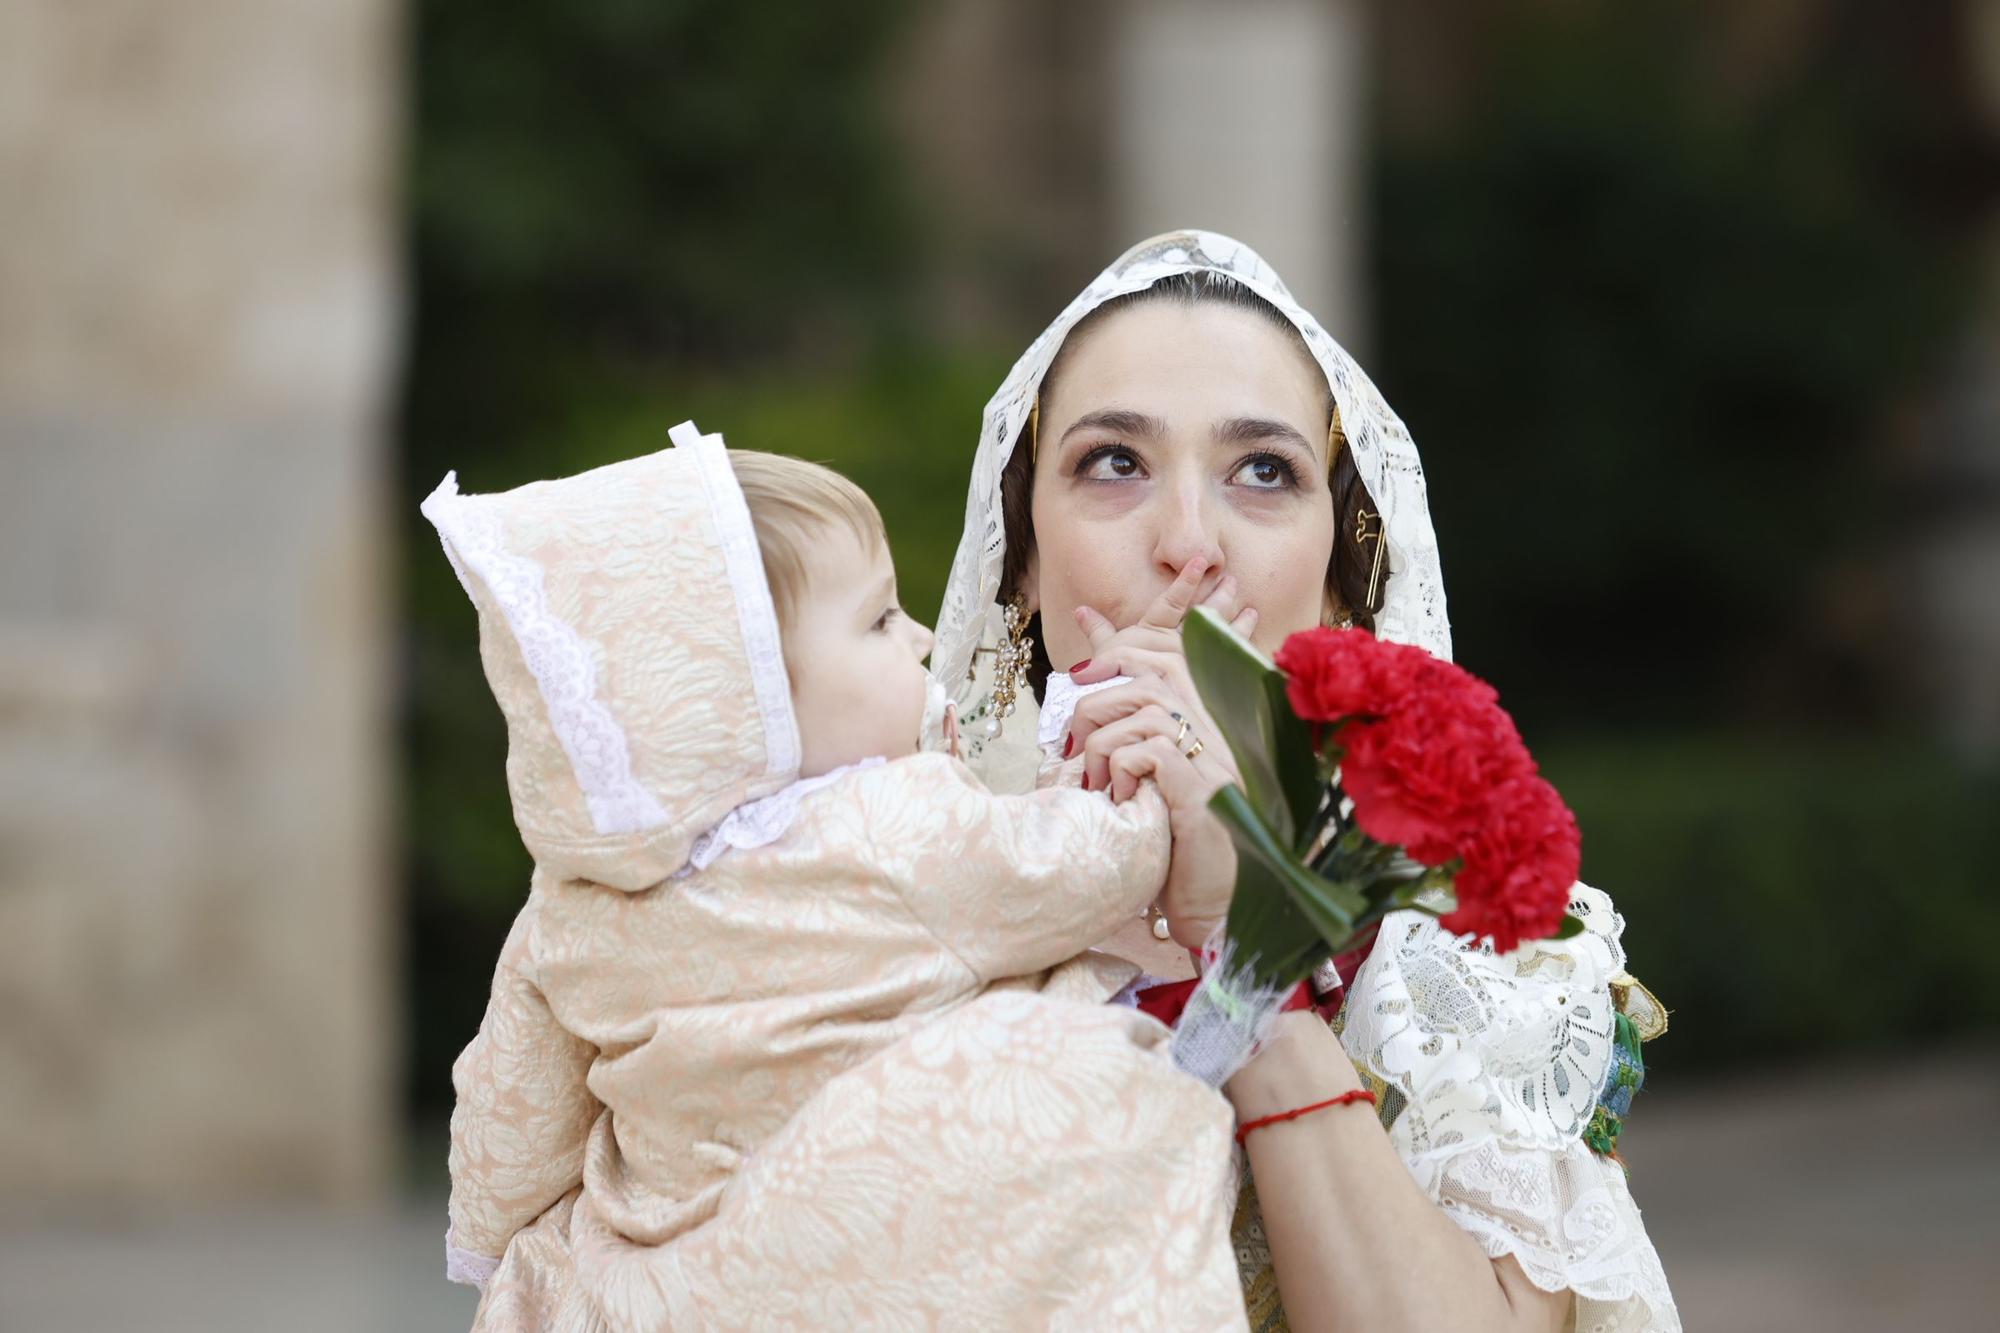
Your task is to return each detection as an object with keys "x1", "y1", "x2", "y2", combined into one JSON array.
[
  {"x1": 1106, "y1": 735, "x2": 1164, "y2": 804},
  {"x1": 1080, "y1": 705, "x2": 1176, "y2": 793},
  {"x1": 1075, "y1": 650, "x2": 1239, "y2": 785},
  {"x1": 1070, "y1": 618, "x2": 1178, "y2": 684},
  {"x1": 1230, "y1": 605, "x2": 1259, "y2": 639},
  {"x1": 1106, "y1": 732, "x2": 1204, "y2": 806},
  {"x1": 1198, "y1": 574, "x2": 1242, "y2": 624},
  {"x1": 1076, "y1": 631, "x2": 1193, "y2": 689},
  {"x1": 1072, "y1": 604, "x2": 1120, "y2": 661},
  {"x1": 1139, "y1": 557, "x2": 1211, "y2": 631},
  {"x1": 1088, "y1": 704, "x2": 1233, "y2": 800},
  {"x1": 1112, "y1": 732, "x2": 1200, "y2": 804},
  {"x1": 1064, "y1": 677, "x2": 1173, "y2": 754}
]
